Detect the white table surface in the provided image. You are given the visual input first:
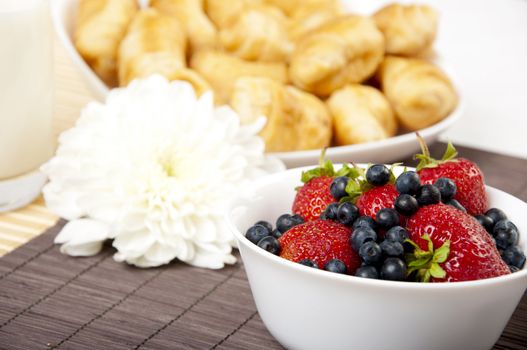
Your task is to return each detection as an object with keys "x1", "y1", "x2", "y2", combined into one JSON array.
[{"x1": 348, "y1": 0, "x2": 527, "y2": 159}]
